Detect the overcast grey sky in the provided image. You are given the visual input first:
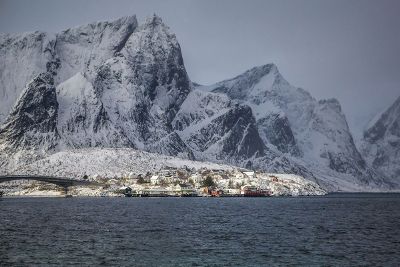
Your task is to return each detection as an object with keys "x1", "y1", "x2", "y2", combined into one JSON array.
[{"x1": 0, "y1": 0, "x2": 399, "y2": 136}]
